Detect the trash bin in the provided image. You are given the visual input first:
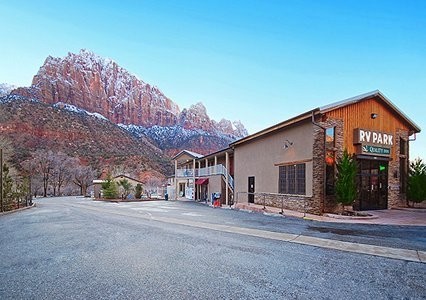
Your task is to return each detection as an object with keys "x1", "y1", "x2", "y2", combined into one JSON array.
[
  {"x1": 165, "y1": 193, "x2": 168, "y2": 201},
  {"x1": 213, "y1": 192, "x2": 221, "y2": 207}
]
